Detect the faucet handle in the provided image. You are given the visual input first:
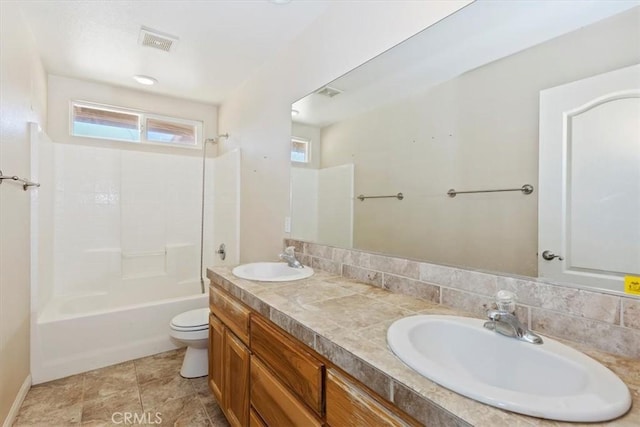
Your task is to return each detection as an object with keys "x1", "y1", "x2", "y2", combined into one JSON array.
[
  {"x1": 284, "y1": 246, "x2": 296, "y2": 255},
  {"x1": 495, "y1": 290, "x2": 517, "y2": 314}
]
